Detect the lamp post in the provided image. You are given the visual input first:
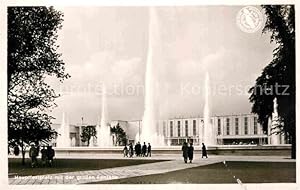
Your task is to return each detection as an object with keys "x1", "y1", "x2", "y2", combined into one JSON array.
[{"x1": 79, "y1": 117, "x2": 83, "y2": 146}]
